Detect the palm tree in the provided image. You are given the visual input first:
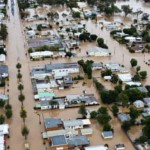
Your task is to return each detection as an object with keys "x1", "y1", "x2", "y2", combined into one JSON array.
[
  {"x1": 18, "y1": 94, "x2": 25, "y2": 106},
  {"x1": 17, "y1": 73, "x2": 22, "y2": 82},
  {"x1": 16, "y1": 63, "x2": 22, "y2": 70},
  {"x1": 18, "y1": 84, "x2": 24, "y2": 93},
  {"x1": 5, "y1": 109, "x2": 13, "y2": 119},
  {"x1": 21, "y1": 126, "x2": 29, "y2": 140},
  {"x1": 0, "y1": 115, "x2": 5, "y2": 124},
  {"x1": 20, "y1": 108, "x2": 27, "y2": 125}
]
